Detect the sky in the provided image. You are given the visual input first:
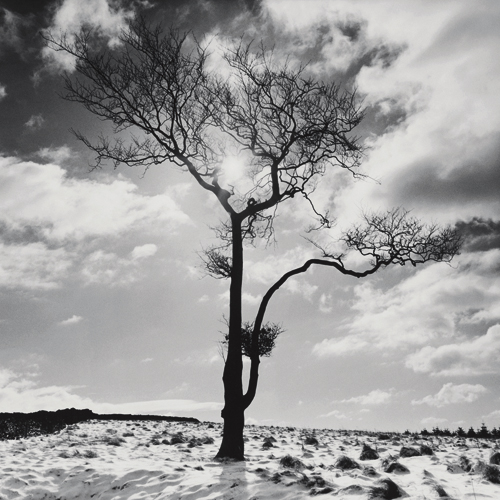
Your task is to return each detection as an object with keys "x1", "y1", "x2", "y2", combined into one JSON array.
[{"x1": 0, "y1": 0, "x2": 499, "y2": 432}]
